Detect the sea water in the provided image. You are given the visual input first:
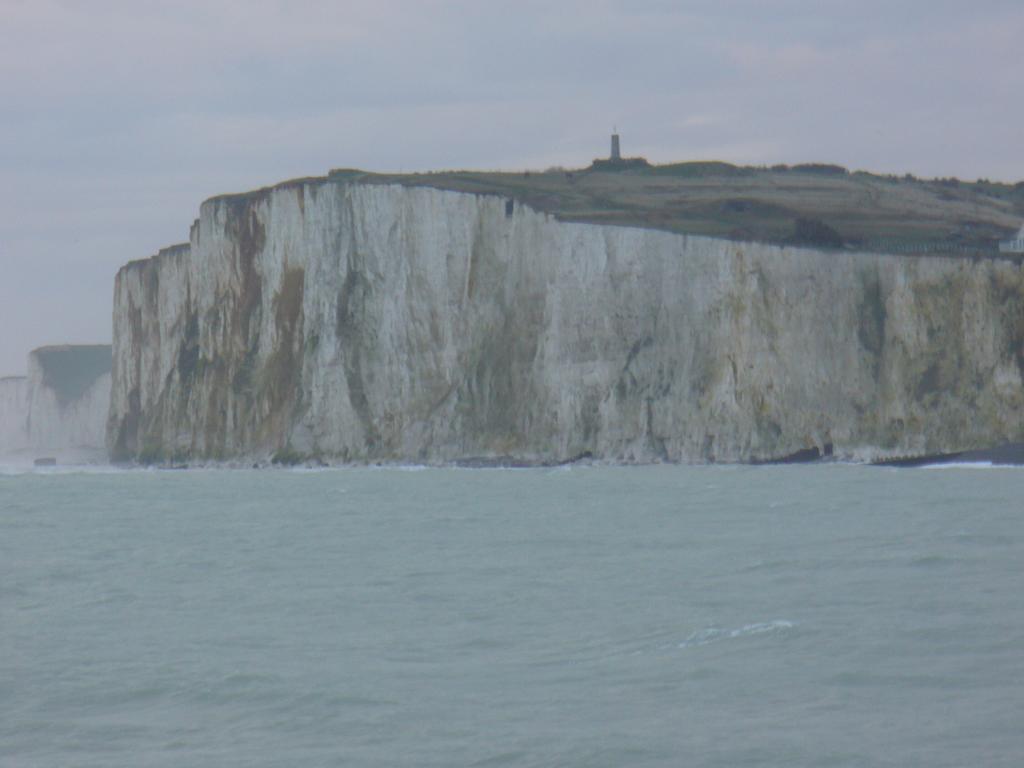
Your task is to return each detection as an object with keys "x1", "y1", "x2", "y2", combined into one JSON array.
[{"x1": 1, "y1": 464, "x2": 1022, "y2": 767}]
